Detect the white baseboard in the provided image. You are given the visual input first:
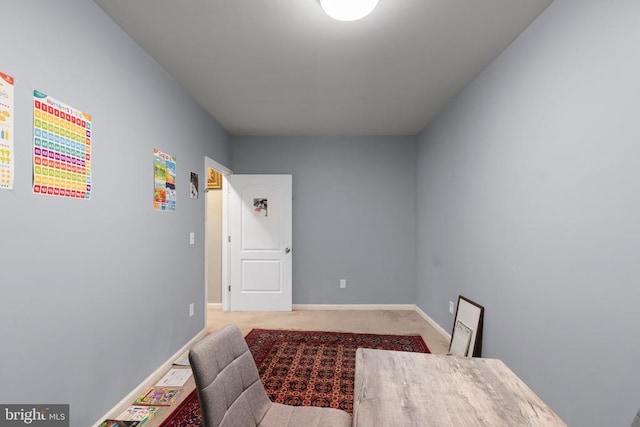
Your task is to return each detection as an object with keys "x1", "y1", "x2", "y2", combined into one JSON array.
[
  {"x1": 292, "y1": 304, "x2": 416, "y2": 311},
  {"x1": 414, "y1": 305, "x2": 451, "y2": 341},
  {"x1": 91, "y1": 327, "x2": 207, "y2": 427}
]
